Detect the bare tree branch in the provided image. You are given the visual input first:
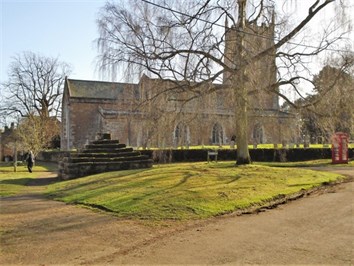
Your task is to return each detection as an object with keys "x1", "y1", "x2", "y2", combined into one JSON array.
[{"x1": 0, "y1": 51, "x2": 71, "y2": 124}]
